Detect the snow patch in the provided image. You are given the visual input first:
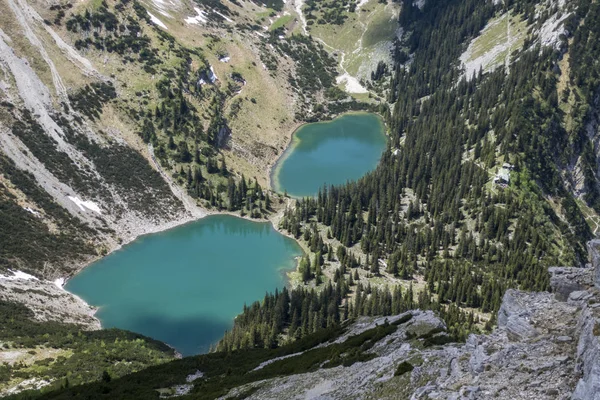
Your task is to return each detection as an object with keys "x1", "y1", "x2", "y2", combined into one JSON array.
[
  {"x1": 53, "y1": 278, "x2": 65, "y2": 289},
  {"x1": 336, "y1": 73, "x2": 368, "y2": 94},
  {"x1": 23, "y1": 207, "x2": 40, "y2": 216},
  {"x1": 209, "y1": 66, "x2": 217, "y2": 82},
  {"x1": 0, "y1": 270, "x2": 38, "y2": 281},
  {"x1": 148, "y1": 12, "x2": 168, "y2": 30},
  {"x1": 356, "y1": 0, "x2": 370, "y2": 11},
  {"x1": 68, "y1": 196, "x2": 102, "y2": 214},
  {"x1": 151, "y1": 0, "x2": 181, "y2": 17},
  {"x1": 294, "y1": 0, "x2": 307, "y2": 34},
  {"x1": 185, "y1": 7, "x2": 207, "y2": 25},
  {"x1": 214, "y1": 11, "x2": 233, "y2": 23},
  {"x1": 413, "y1": 0, "x2": 425, "y2": 10},
  {"x1": 219, "y1": 56, "x2": 231, "y2": 63}
]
